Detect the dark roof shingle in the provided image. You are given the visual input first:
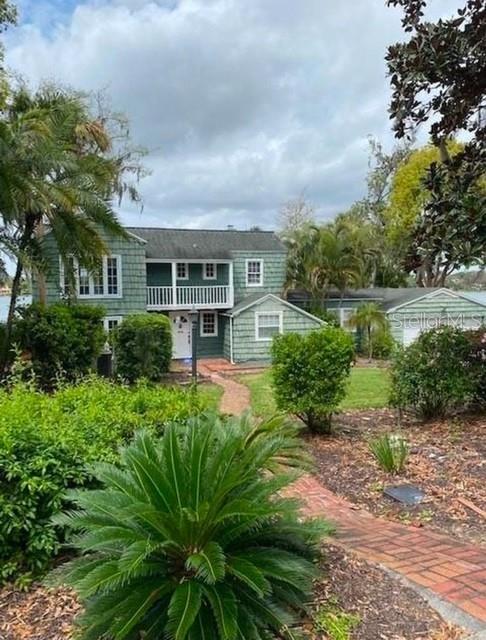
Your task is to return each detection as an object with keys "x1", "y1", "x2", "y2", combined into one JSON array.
[{"x1": 125, "y1": 227, "x2": 286, "y2": 259}]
